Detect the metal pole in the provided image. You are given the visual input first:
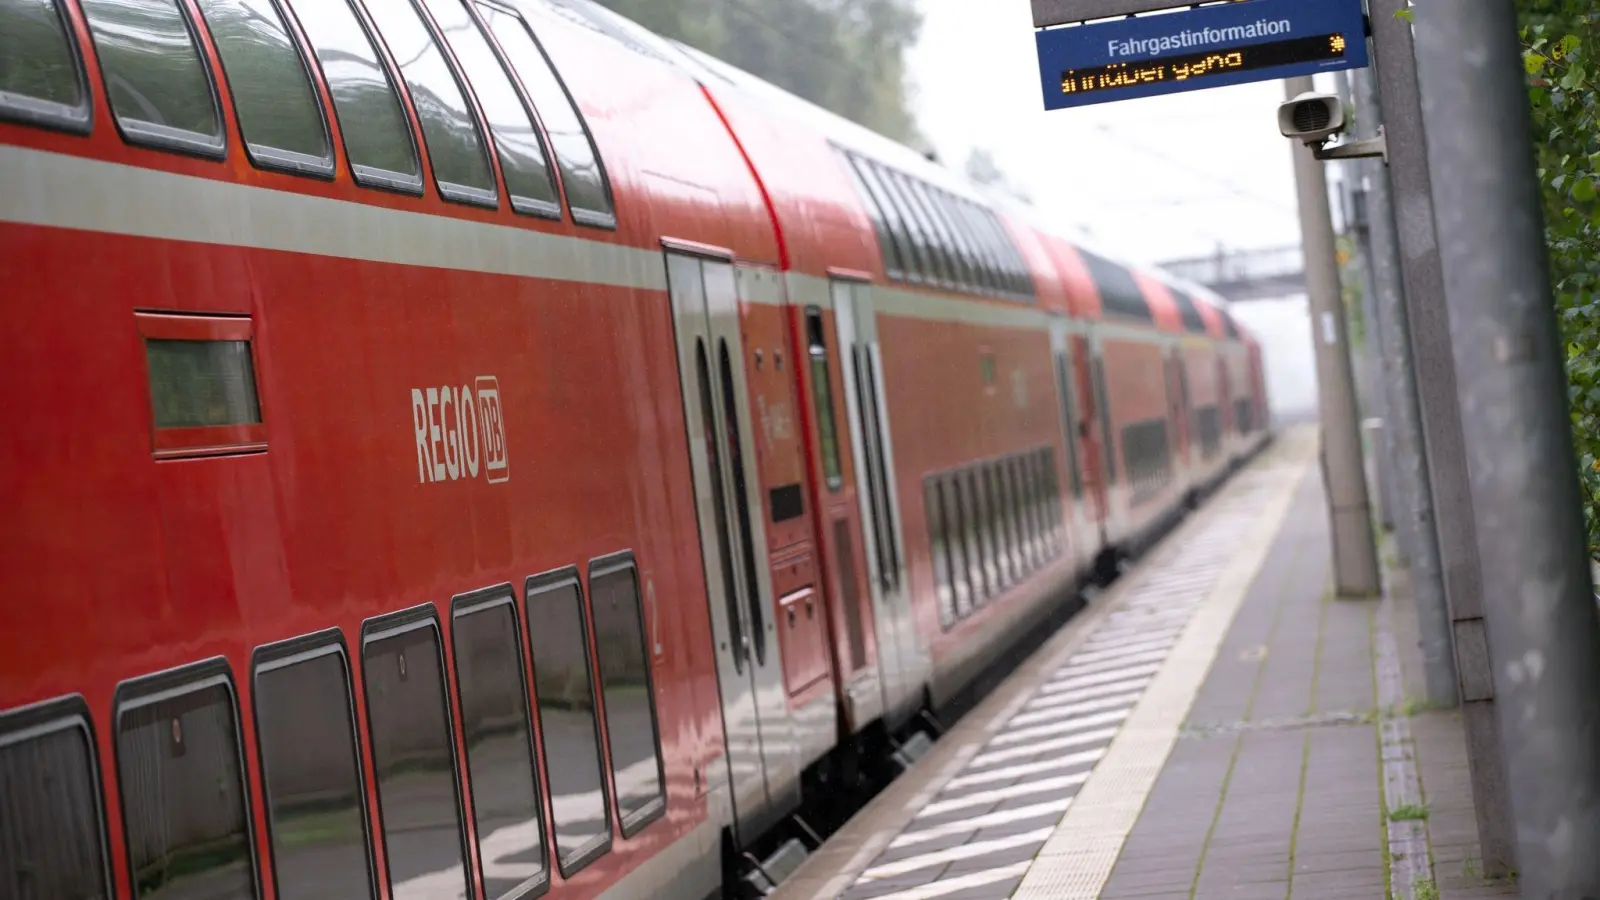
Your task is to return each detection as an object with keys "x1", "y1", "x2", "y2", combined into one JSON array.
[
  {"x1": 1350, "y1": 181, "x2": 1403, "y2": 539},
  {"x1": 1413, "y1": 0, "x2": 1600, "y2": 892},
  {"x1": 1284, "y1": 75, "x2": 1381, "y2": 599},
  {"x1": 1337, "y1": 66, "x2": 1402, "y2": 539},
  {"x1": 1349, "y1": 63, "x2": 1458, "y2": 709},
  {"x1": 1367, "y1": 0, "x2": 1518, "y2": 874}
]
